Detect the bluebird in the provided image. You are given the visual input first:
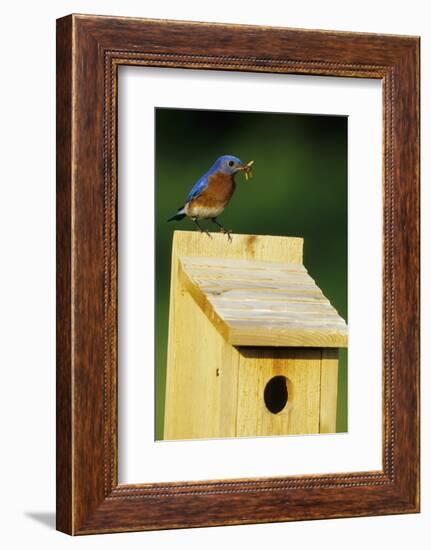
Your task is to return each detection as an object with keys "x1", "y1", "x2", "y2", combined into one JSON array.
[{"x1": 168, "y1": 155, "x2": 253, "y2": 240}]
